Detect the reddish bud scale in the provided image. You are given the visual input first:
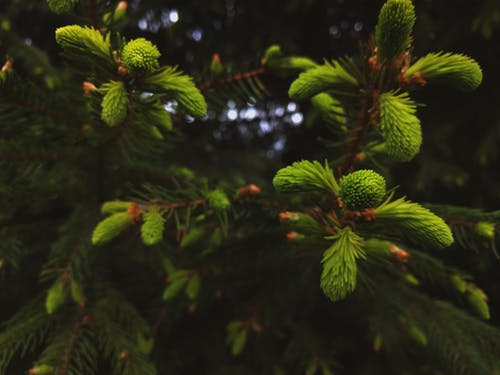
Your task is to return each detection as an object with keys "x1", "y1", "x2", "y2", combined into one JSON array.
[
  {"x1": 117, "y1": 1, "x2": 128, "y2": 10},
  {"x1": 212, "y1": 53, "x2": 221, "y2": 64},
  {"x1": 127, "y1": 203, "x2": 142, "y2": 222},
  {"x1": 278, "y1": 211, "x2": 299, "y2": 222},
  {"x1": 2, "y1": 59, "x2": 13, "y2": 71},
  {"x1": 389, "y1": 244, "x2": 410, "y2": 263},
  {"x1": 368, "y1": 51, "x2": 381, "y2": 73},
  {"x1": 354, "y1": 152, "x2": 366, "y2": 162},
  {"x1": 343, "y1": 210, "x2": 362, "y2": 221},
  {"x1": 411, "y1": 71, "x2": 427, "y2": 86},
  {"x1": 248, "y1": 184, "x2": 261, "y2": 194},
  {"x1": 237, "y1": 184, "x2": 261, "y2": 197},
  {"x1": 286, "y1": 231, "x2": 303, "y2": 241},
  {"x1": 362, "y1": 208, "x2": 376, "y2": 221},
  {"x1": 82, "y1": 81, "x2": 96, "y2": 96},
  {"x1": 336, "y1": 197, "x2": 344, "y2": 208},
  {"x1": 118, "y1": 66, "x2": 127, "y2": 75},
  {"x1": 112, "y1": 50, "x2": 122, "y2": 65}
]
